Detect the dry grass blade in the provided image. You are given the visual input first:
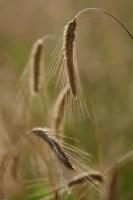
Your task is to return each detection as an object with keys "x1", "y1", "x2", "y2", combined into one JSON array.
[
  {"x1": 29, "y1": 38, "x2": 43, "y2": 94},
  {"x1": 52, "y1": 84, "x2": 70, "y2": 133},
  {"x1": 31, "y1": 127, "x2": 74, "y2": 170},
  {"x1": 105, "y1": 150, "x2": 133, "y2": 174},
  {"x1": 63, "y1": 18, "x2": 77, "y2": 97}
]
